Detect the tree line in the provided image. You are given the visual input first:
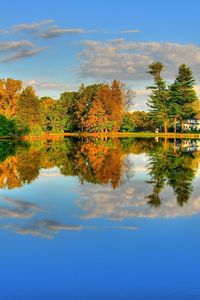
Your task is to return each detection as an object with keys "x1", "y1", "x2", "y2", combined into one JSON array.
[
  {"x1": 0, "y1": 79, "x2": 134, "y2": 136},
  {"x1": 0, "y1": 62, "x2": 199, "y2": 136}
]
